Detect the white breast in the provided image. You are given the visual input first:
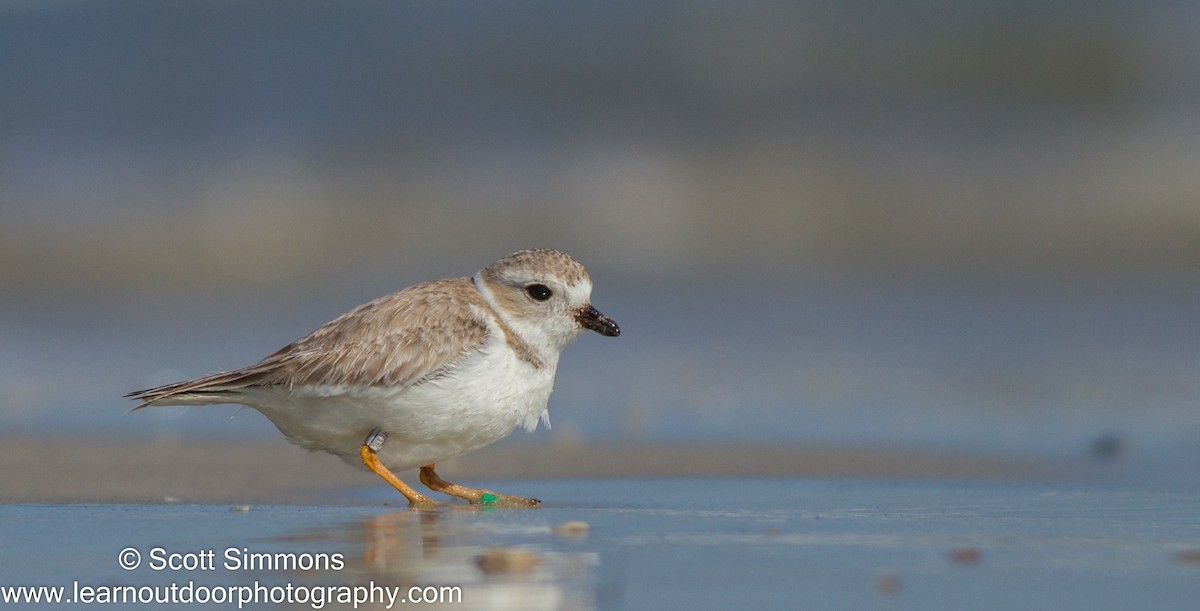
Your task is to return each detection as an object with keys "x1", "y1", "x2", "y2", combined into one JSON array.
[{"x1": 243, "y1": 328, "x2": 560, "y2": 472}]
